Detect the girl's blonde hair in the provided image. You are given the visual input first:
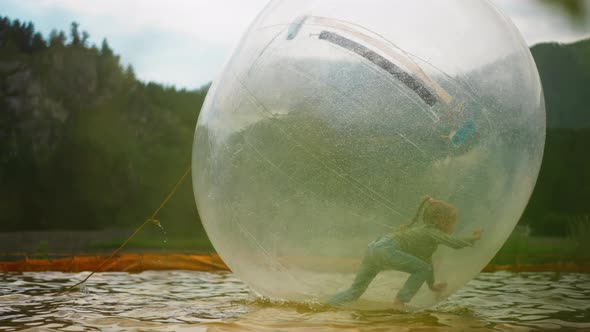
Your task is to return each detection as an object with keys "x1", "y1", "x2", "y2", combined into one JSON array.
[{"x1": 405, "y1": 196, "x2": 457, "y2": 230}]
